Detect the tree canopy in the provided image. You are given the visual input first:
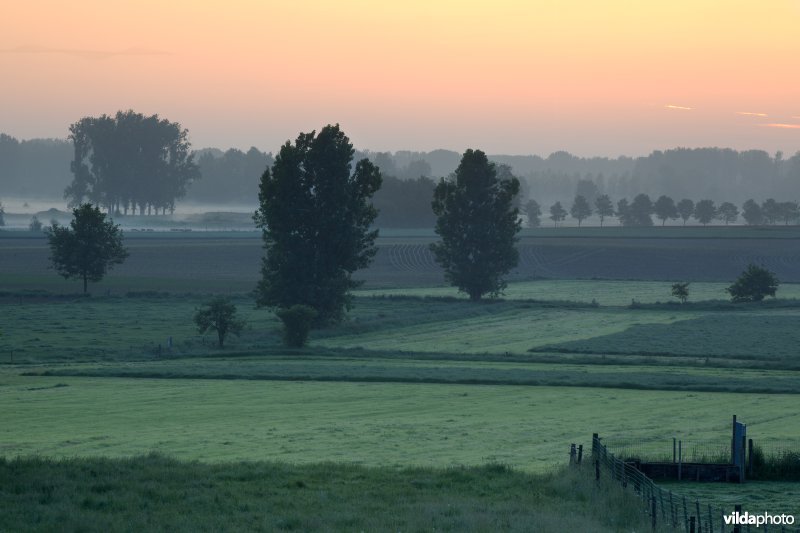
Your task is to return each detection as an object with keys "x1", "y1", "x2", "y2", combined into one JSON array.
[
  {"x1": 525, "y1": 199, "x2": 542, "y2": 227},
  {"x1": 549, "y1": 201, "x2": 567, "y2": 227},
  {"x1": 727, "y1": 264, "x2": 779, "y2": 302},
  {"x1": 594, "y1": 195, "x2": 613, "y2": 227},
  {"x1": 46, "y1": 204, "x2": 129, "y2": 293},
  {"x1": 65, "y1": 110, "x2": 200, "y2": 215},
  {"x1": 193, "y1": 297, "x2": 246, "y2": 348},
  {"x1": 430, "y1": 149, "x2": 521, "y2": 301},
  {"x1": 570, "y1": 195, "x2": 592, "y2": 226},
  {"x1": 717, "y1": 202, "x2": 739, "y2": 225},
  {"x1": 741, "y1": 199, "x2": 763, "y2": 225},
  {"x1": 254, "y1": 124, "x2": 382, "y2": 323},
  {"x1": 676, "y1": 199, "x2": 694, "y2": 226},
  {"x1": 654, "y1": 195, "x2": 678, "y2": 226},
  {"x1": 693, "y1": 199, "x2": 717, "y2": 226}
]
